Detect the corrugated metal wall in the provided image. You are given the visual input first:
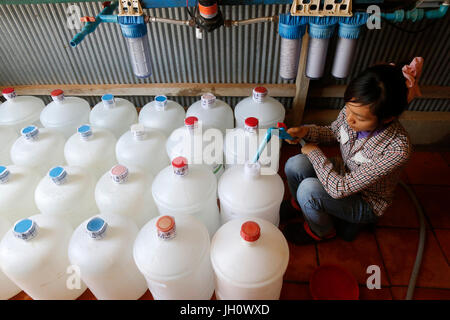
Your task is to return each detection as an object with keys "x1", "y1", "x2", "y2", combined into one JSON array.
[{"x1": 0, "y1": 2, "x2": 448, "y2": 111}]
